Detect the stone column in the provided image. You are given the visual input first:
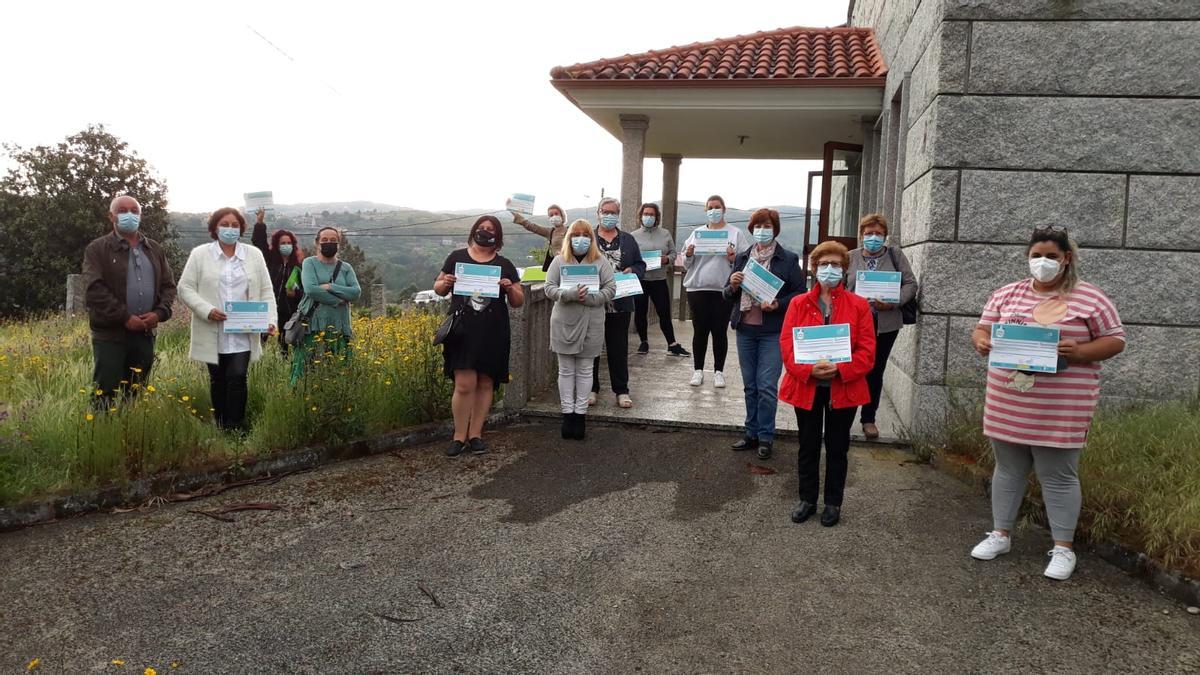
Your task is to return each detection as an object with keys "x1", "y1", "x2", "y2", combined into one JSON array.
[
  {"x1": 660, "y1": 154, "x2": 686, "y2": 320},
  {"x1": 619, "y1": 115, "x2": 649, "y2": 232},
  {"x1": 371, "y1": 283, "x2": 386, "y2": 317},
  {"x1": 65, "y1": 274, "x2": 86, "y2": 315}
]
